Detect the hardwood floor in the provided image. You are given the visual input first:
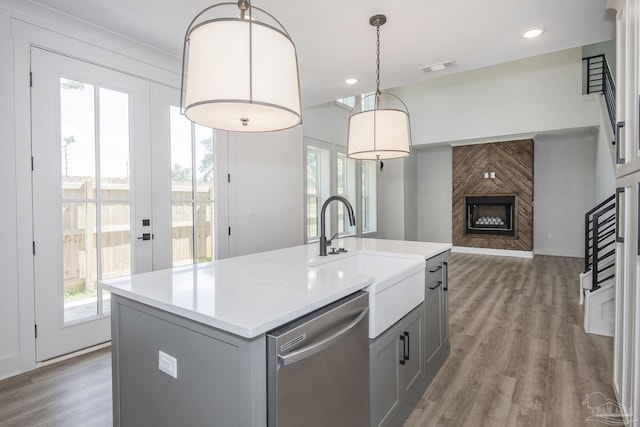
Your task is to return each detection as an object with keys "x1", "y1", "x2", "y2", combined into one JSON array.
[
  {"x1": 404, "y1": 253, "x2": 615, "y2": 427},
  {"x1": 0, "y1": 253, "x2": 615, "y2": 426},
  {"x1": 0, "y1": 347, "x2": 112, "y2": 427}
]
